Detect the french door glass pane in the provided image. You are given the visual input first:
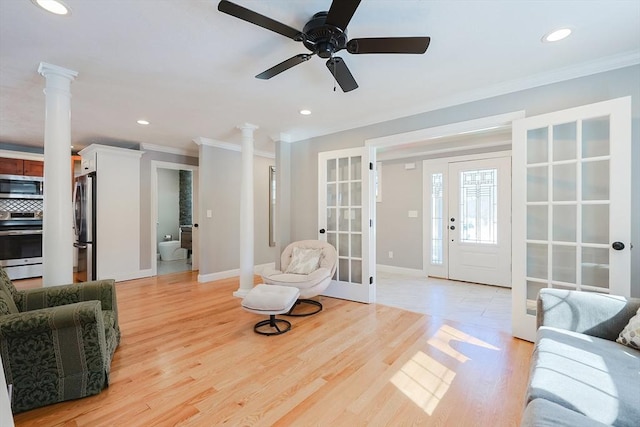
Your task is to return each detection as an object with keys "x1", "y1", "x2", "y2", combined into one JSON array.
[
  {"x1": 338, "y1": 208, "x2": 349, "y2": 231},
  {"x1": 552, "y1": 245, "x2": 576, "y2": 283},
  {"x1": 327, "y1": 183, "x2": 337, "y2": 207},
  {"x1": 327, "y1": 208, "x2": 336, "y2": 231},
  {"x1": 553, "y1": 122, "x2": 577, "y2": 161},
  {"x1": 552, "y1": 205, "x2": 576, "y2": 242},
  {"x1": 431, "y1": 173, "x2": 444, "y2": 265},
  {"x1": 338, "y1": 158, "x2": 349, "y2": 181},
  {"x1": 527, "y1": 166, "x2": 548, "y2": 202},
  {"x1": 327, "y1": 159, "x2": 337, "y2": 182},
  {"x1": 582, "y1": 247, "x2": 609, "y2": 288},
  {"x1": 582, "y1": 117, "x2": 610, "y2": 158},
  {"x1": 527, "y1": 205, "x2": 547, "y2": 240},
  {"x1": 351, "y1": 182, "x2": 362, "y2": 206},
  {"x1": 351, "y1": 260, "x2": 362, "y2": 284},
  {"x1": 582, "y1": 204, "x2": 609, "y2": 244},
  {"x1": 459, "y1": 169, "x2": 497, "y2": 244},
  {"x1": 351, "y1": 234, "x2": 362, "y2": 258},
  {"x1": 351, "y1": 208, "x2": 361, "y2": 232},
  {"x1": 527, "y1": 243, "x2": 548, "y2": 279},
  {"x1": 338, "y1": 183, "x2": 349, "y2": 206},
  {"x1": 552, "y1": 163, "x2": 576, "y2": 201},
  {"x1": 527, "y1": 128, "x2": 548, "y2": 164},
  {"x1": 339, "y1": 258, "x2": 349, "y2": 281},
  {"x1": 582, "y1": 161, "x2": 609, "y2": 200},
  {"x1": 350, "y1": 156, "x2": 362, "y2": 180}
]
